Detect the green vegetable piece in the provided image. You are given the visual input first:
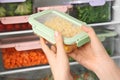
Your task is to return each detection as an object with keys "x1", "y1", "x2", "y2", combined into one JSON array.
[
  {"x1": 0, "y1": 7, "x2": 6, "y2": 17},
  {"x1": 73, "y1": 2, "x2": 111, "y2": 24},
  {"x1": 15, "y1": 0, "x2": 32, "y2": 15},
  {"x1": 6, "y1": 3, "x2": 17, "y2": 16}
]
